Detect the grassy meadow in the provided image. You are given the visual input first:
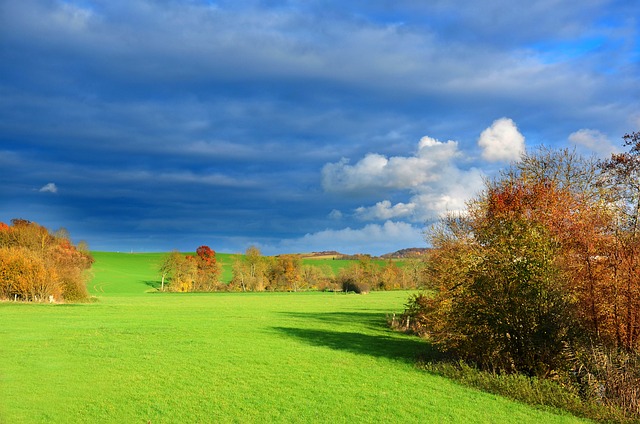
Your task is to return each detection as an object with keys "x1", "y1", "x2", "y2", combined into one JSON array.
[{"x1": 0, "y1": 252, "x2": 587, "y2": 423}]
